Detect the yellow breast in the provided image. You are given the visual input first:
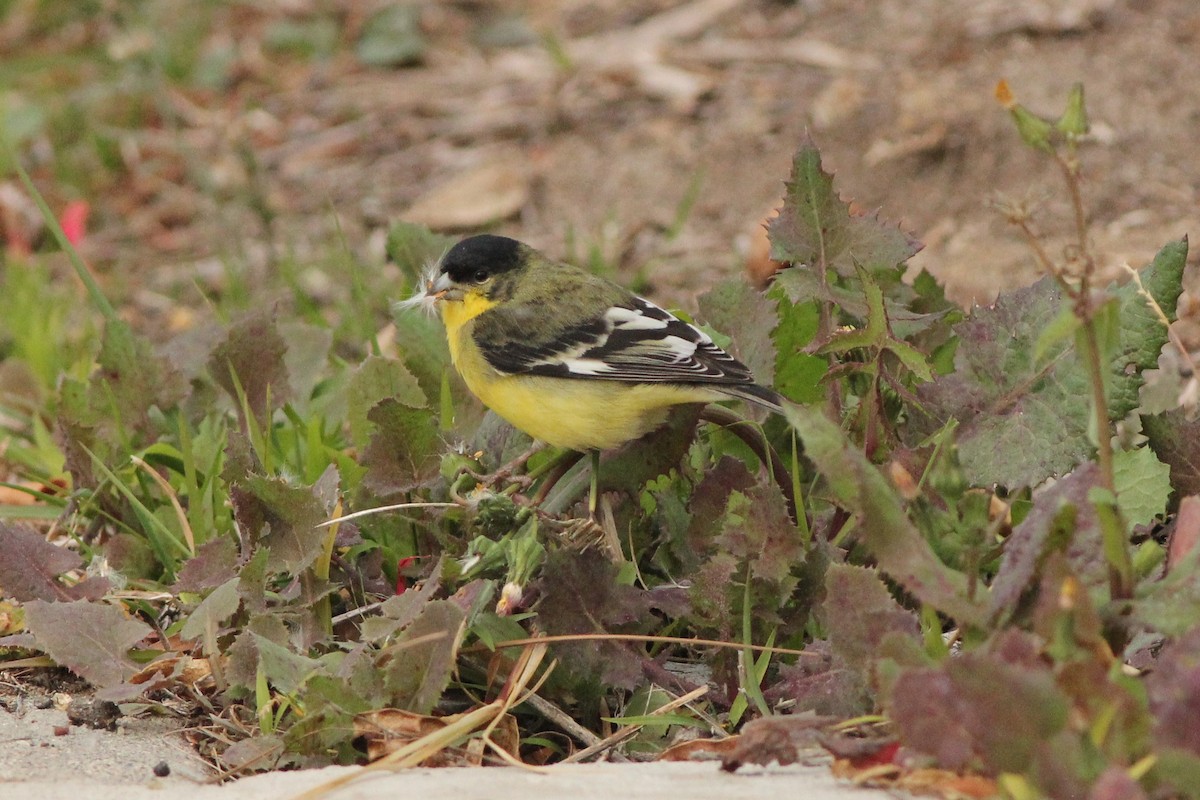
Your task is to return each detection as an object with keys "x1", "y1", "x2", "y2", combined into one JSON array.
[{"x1": 439, "y1": 296, "x2": 716, "y2": 450}]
